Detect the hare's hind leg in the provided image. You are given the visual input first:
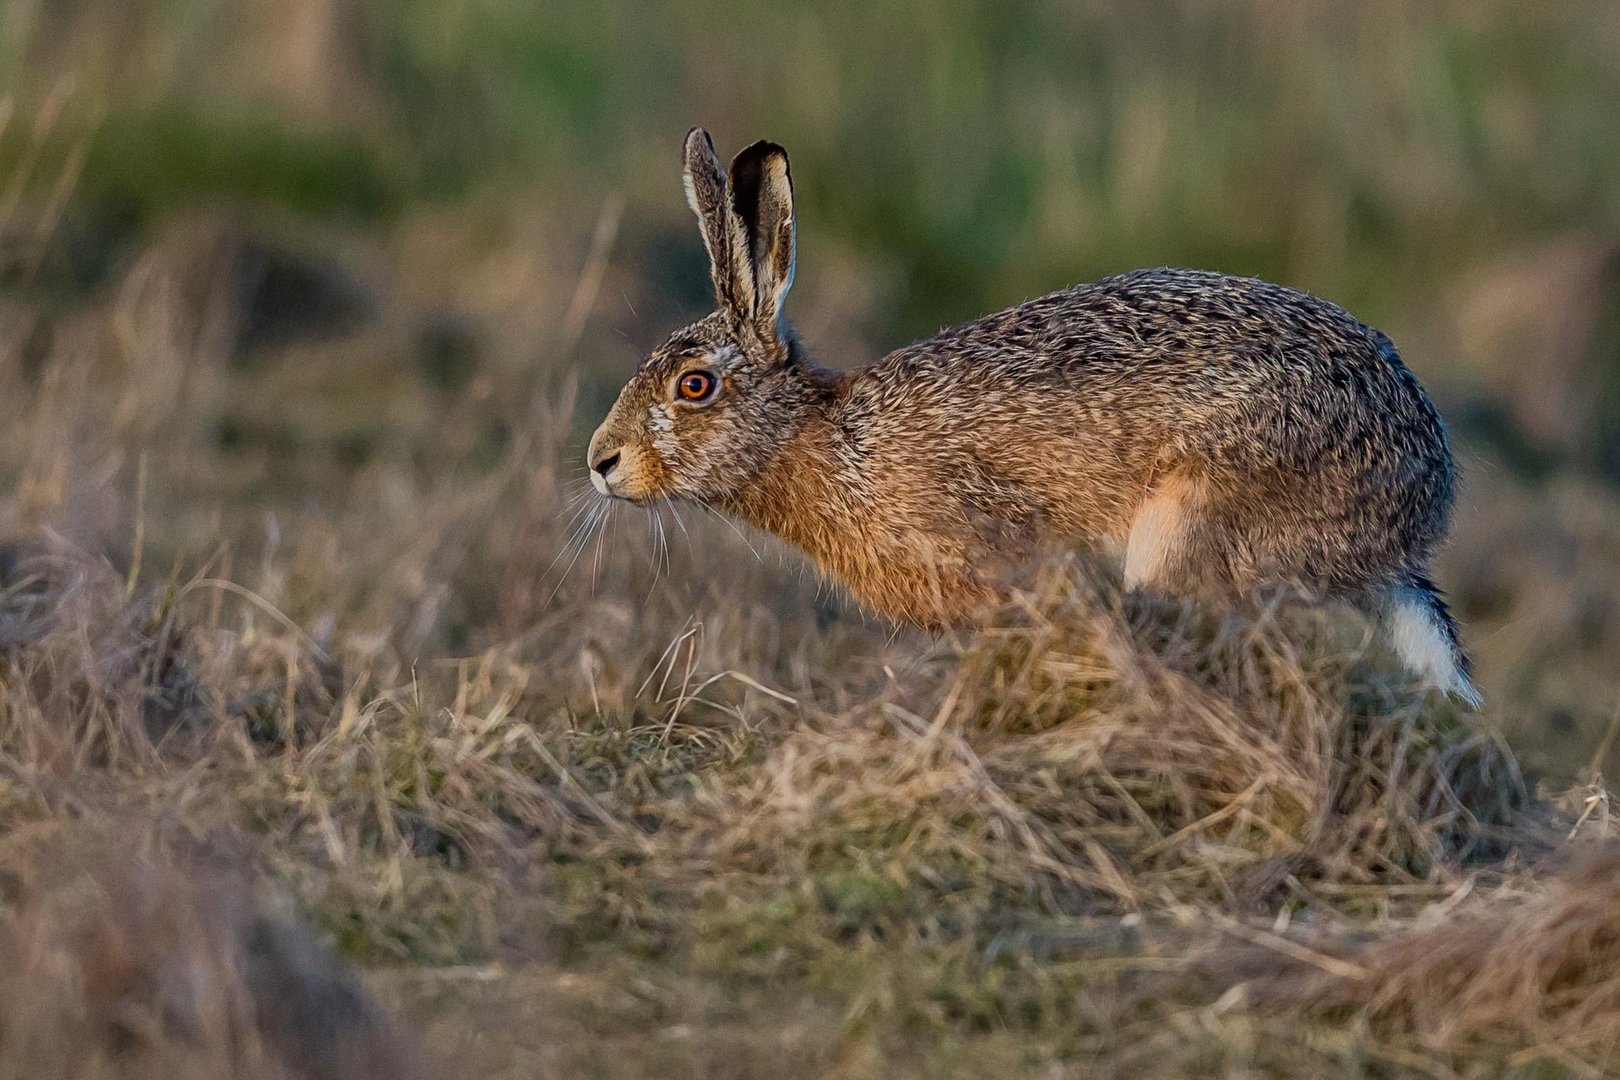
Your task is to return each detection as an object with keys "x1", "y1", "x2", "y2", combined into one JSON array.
[{"x1": 1123, "y1": 473, "x2": 1207, "y2": 590}]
